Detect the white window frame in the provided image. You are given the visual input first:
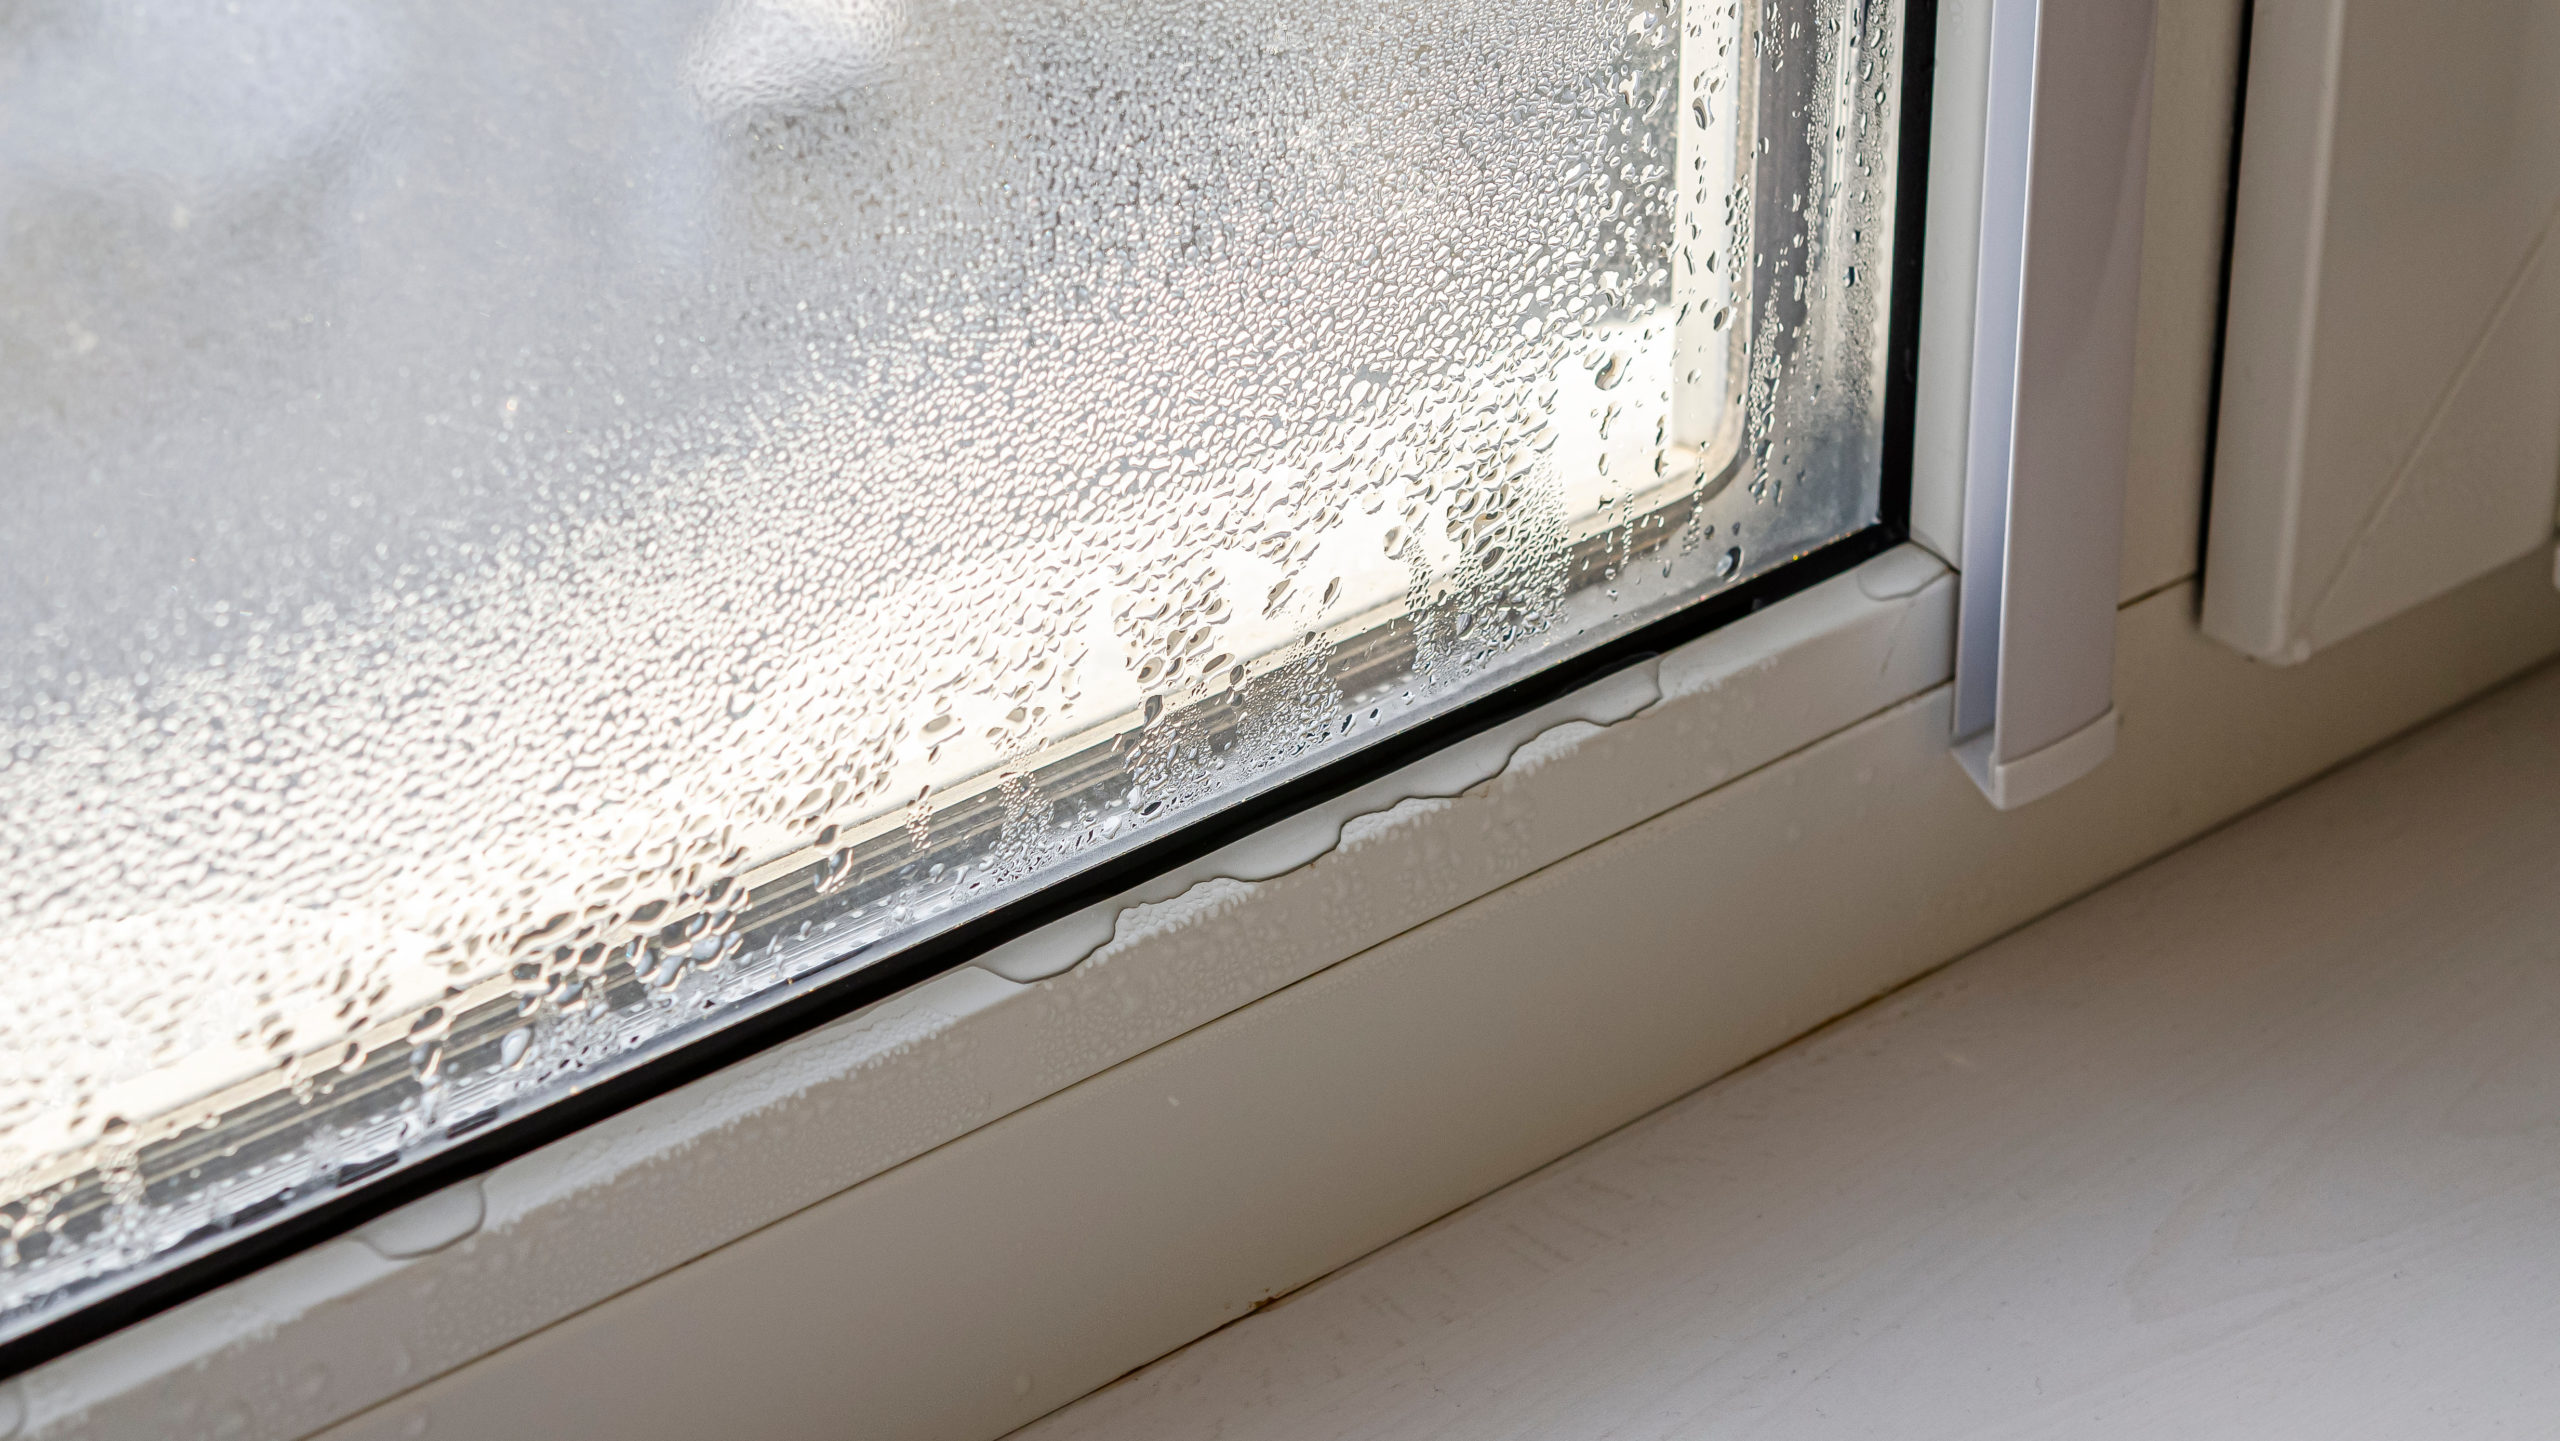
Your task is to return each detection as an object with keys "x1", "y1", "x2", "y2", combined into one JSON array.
[{"x1": 12, "y1": 2, "x2": 2560, "y2": 1438}]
